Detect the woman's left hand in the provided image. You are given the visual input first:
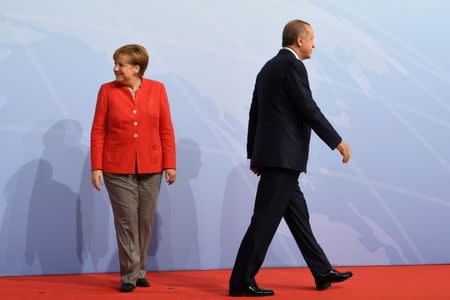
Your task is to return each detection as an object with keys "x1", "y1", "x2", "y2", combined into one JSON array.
[{"x1": 164, "y1": 169, "x2": 176, "y2": 185}]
